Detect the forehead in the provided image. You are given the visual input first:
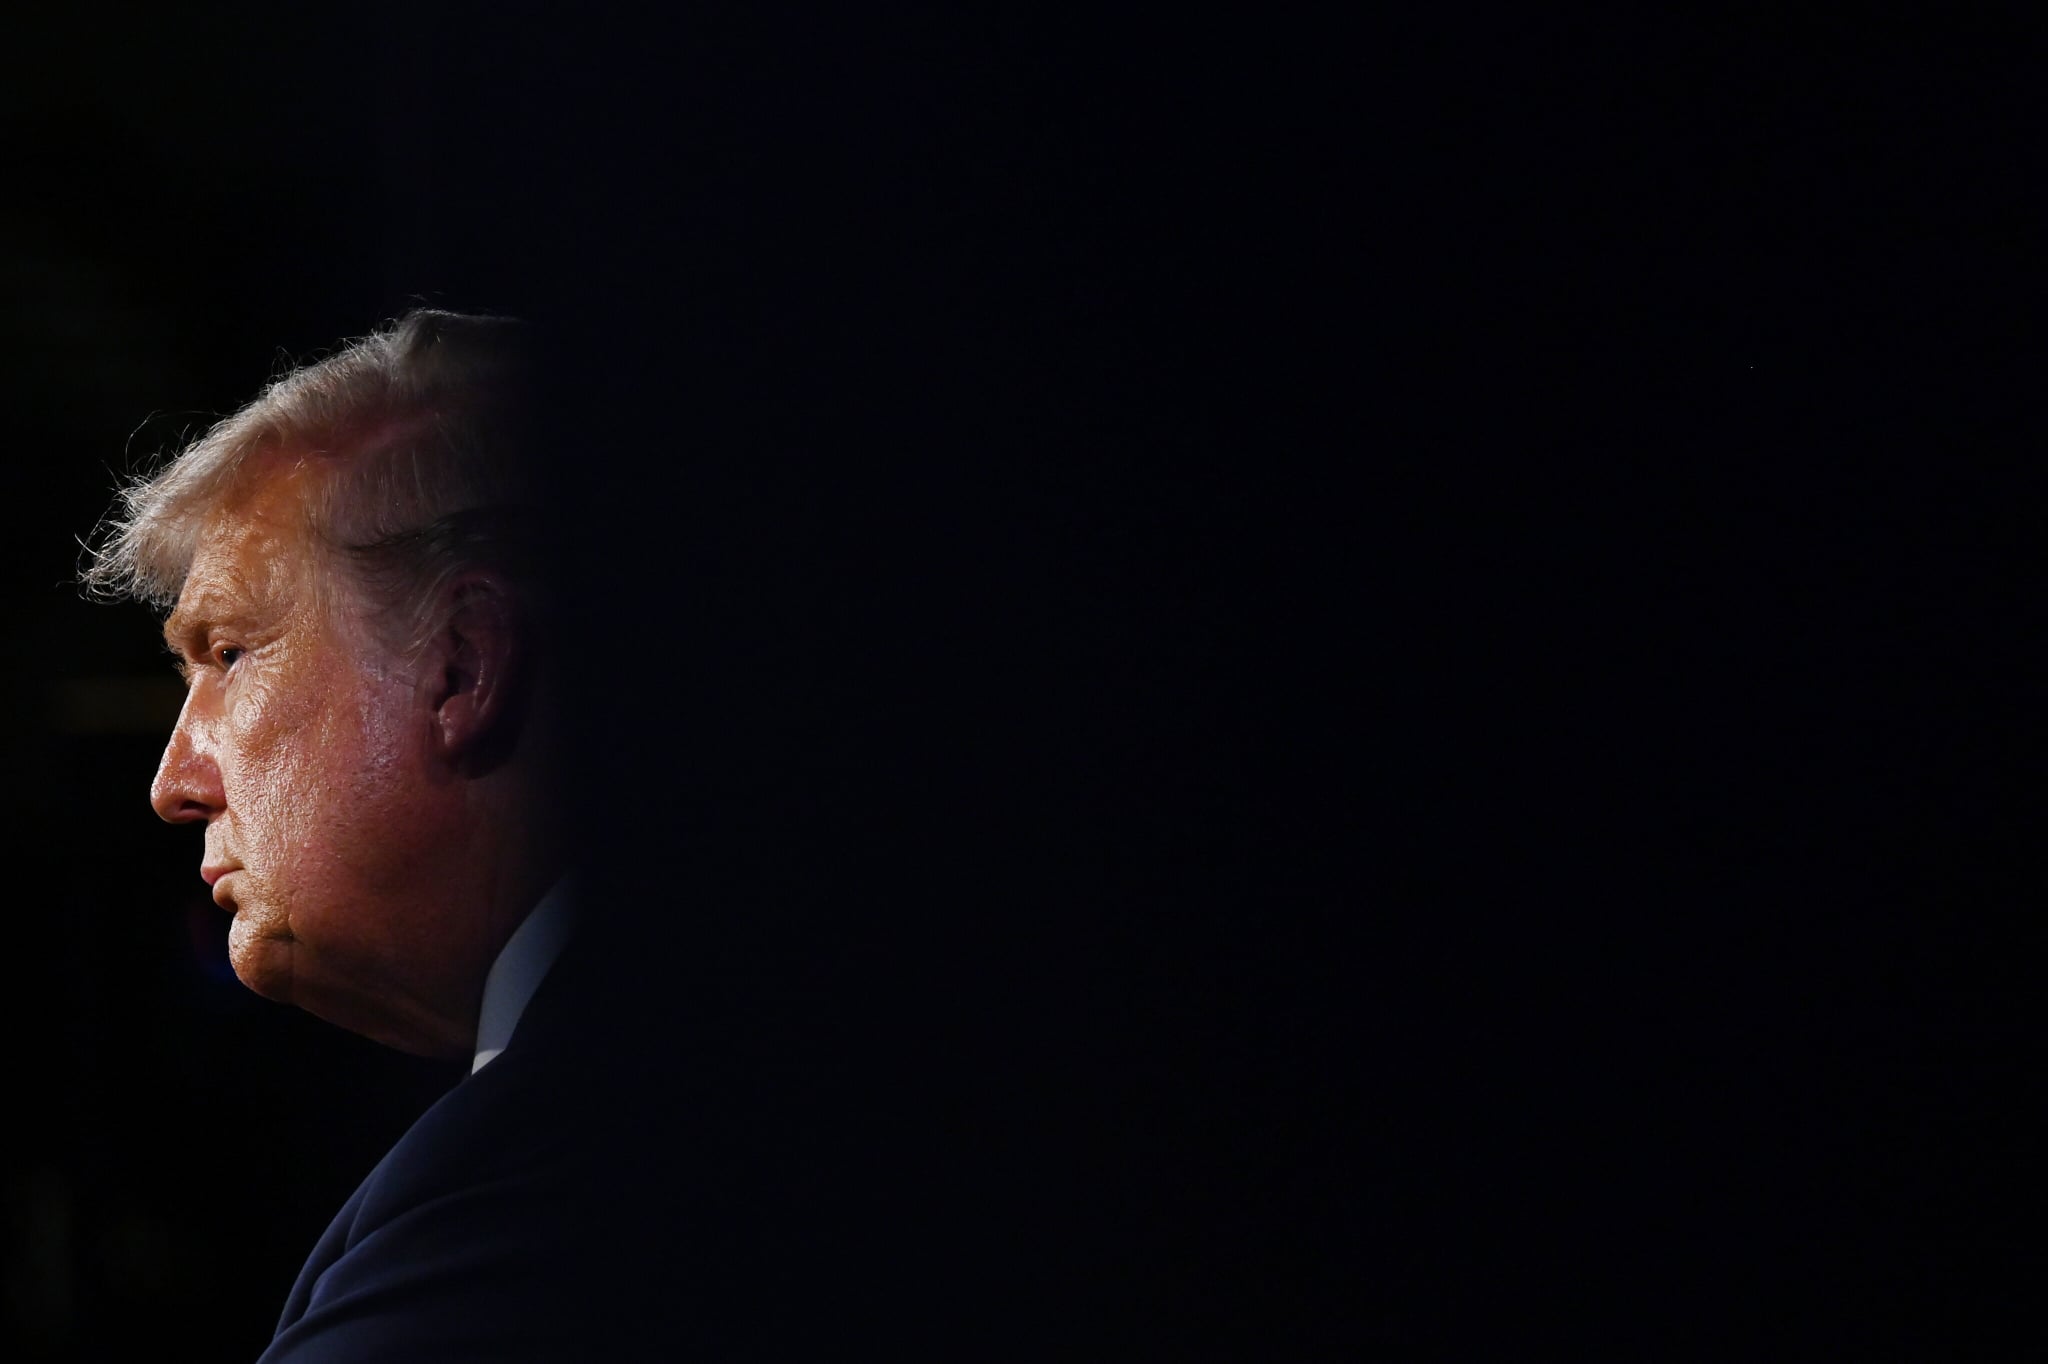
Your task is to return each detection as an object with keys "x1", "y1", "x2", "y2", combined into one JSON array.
[{"x1": 163, "y1": 472, "x2": 318, "y2": 641}]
